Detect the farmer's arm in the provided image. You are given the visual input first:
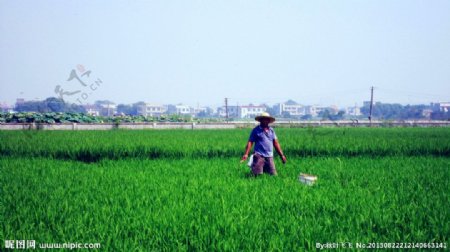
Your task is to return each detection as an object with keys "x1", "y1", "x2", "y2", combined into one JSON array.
[
  {"x1": 241, "y1": 141, "x2": 253, "y2": 161},
  {"x1": 274, "y1": 139, "x2": 287, "y2": 164}
]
